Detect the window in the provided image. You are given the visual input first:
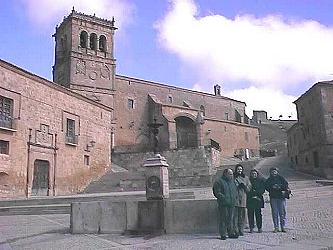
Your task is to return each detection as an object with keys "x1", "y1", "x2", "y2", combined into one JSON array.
[
  {"x1": 225, "y1": 112, "x2": 229, "y2": 120},
  {"x1": 0, "y1": 96, "x2": 13, "y2": 129},
  {"x1": 99, "y1": 35, "x2": 107, "y2": 52},
  {"x1": 80, "y1": 31, "x2": 88, "y2": 48},
  {"x1": 66, "y1": 118, "x2": 77, "y2": 144},
  {"x1": 90, "y1": 33, "x2": 97, "y2": 50},
  {"x1": 168, "y1": 96, "x2": 173, "y2": 104},
  {"x1": 84, "y1": 155, "x2": 90, "y2": 166},
  {"x1": 128, "y1": 99, "x2": 134, "y2": 109},
  {"x1": 0, "y1": 140, "x2": 9, "y2": 155}
]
